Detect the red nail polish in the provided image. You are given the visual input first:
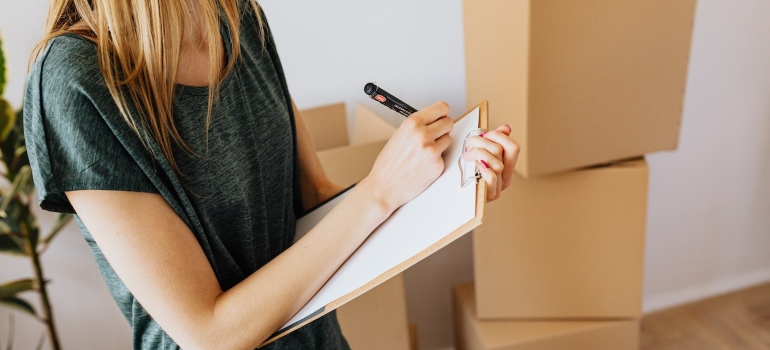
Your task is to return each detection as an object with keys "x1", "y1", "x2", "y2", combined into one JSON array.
[
  {"x1": 479, "y1": 132, "x2": 487, "y2": 137},
  {"x1": 480, "y1": 160, "x2": 490, "y2": 169}
]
